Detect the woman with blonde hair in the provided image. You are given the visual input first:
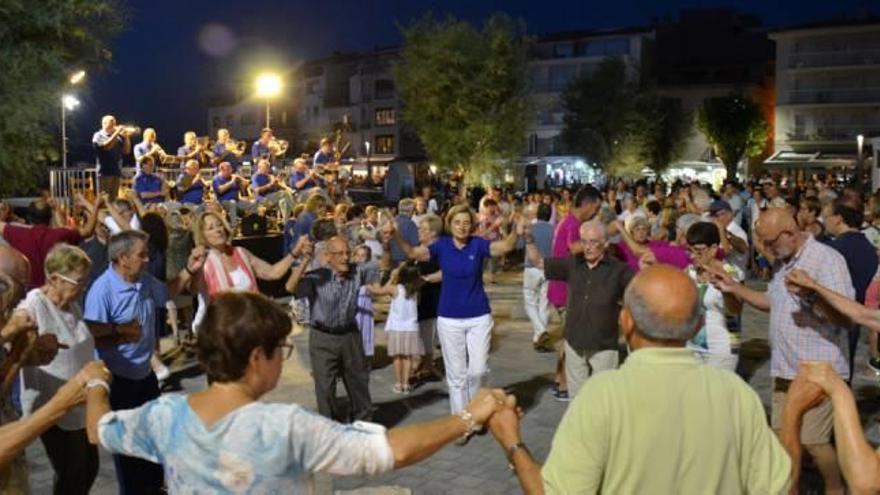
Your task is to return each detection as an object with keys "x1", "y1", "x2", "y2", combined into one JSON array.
[
  {"x1": 190, "y1": 211, "x2": 298, "y2": 329},
  {"x1": 389, "y1": 204, "x2": 522, "y2": 417},
  {"x1": 16, "y1": 244, "x2": 100, "y2": 493}
]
